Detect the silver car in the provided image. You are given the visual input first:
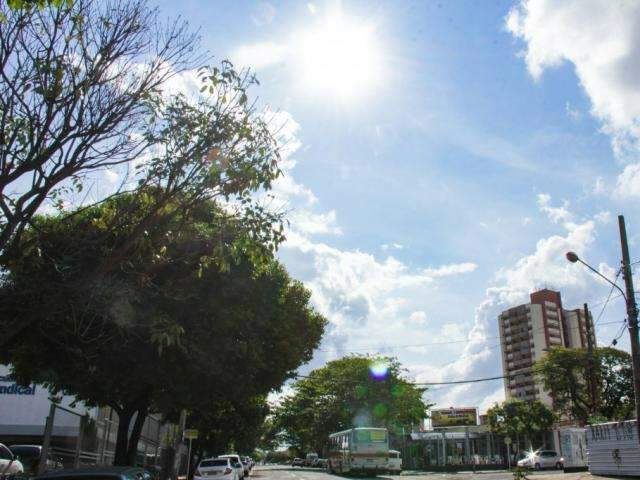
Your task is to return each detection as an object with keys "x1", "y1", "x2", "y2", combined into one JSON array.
[
  {"x1": 195, "y1": 458, "x2": 238, "y2": 480},
  {"x1": 517, "y1": 450, "x2": 564, "y2": 470}
]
